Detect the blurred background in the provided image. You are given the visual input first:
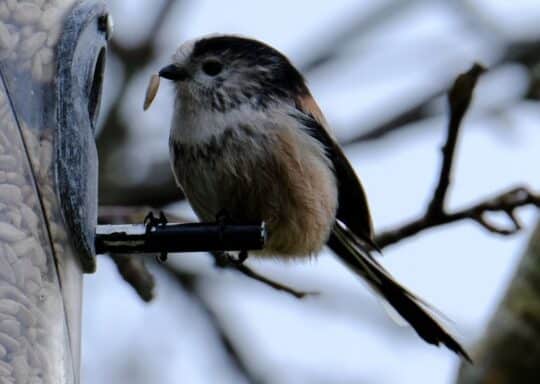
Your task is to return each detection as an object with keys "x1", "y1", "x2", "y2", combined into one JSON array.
[{"x1": 84, "y1": 1, "x2": 540, "y2": 383}]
